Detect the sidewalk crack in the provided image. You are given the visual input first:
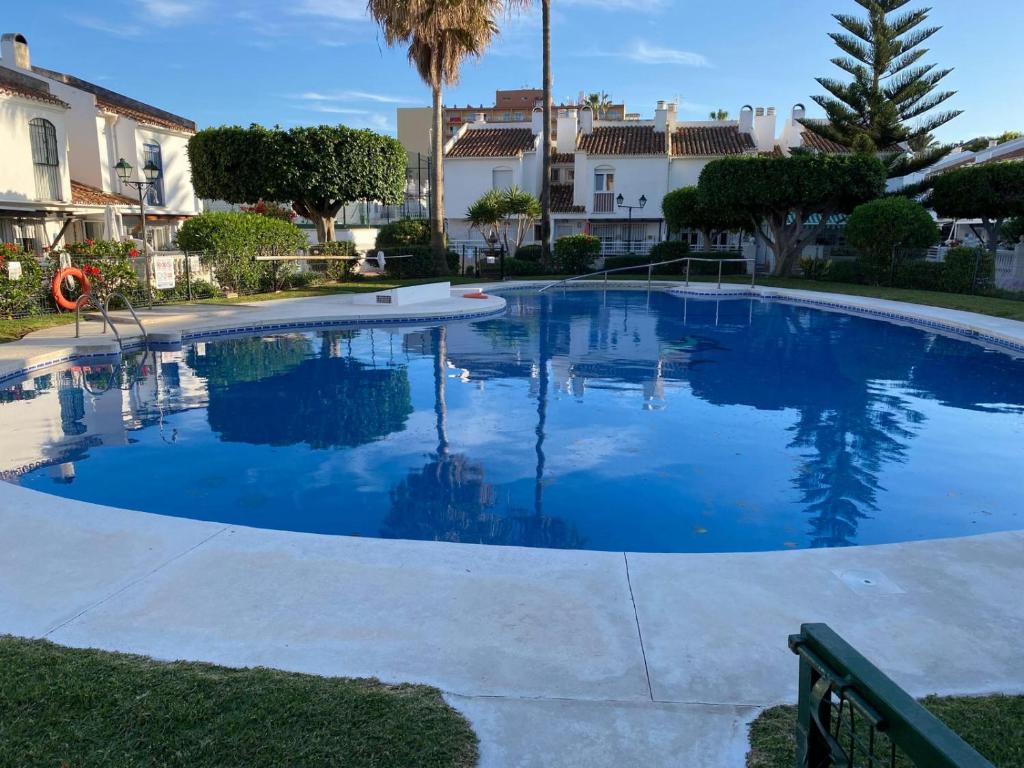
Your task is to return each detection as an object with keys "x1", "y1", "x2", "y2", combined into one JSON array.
[{"x1": 623, "y1": 551, "x2": 654, "y2": 701}]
